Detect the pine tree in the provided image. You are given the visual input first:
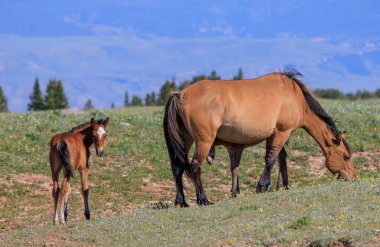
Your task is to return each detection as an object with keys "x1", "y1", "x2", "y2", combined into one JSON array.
[
  {"x1": 131, "y1": 95, "x2": 143, "y2": 106},
  {"x1": 178, "y1": 80, "x2": 191, "y2": 90},
  {"x1": 44, "y1": 79, "x2": 69, "y2": 110},
  {"x1": 233, "y1": 68, "x2": 244, "y2": 80},
  {"x1": 145, "y1": 92, "x2": 157, "y2": 106},
  {"x1": 28, "y1": 78, "x2": 45, "y2": 111},
  {"x1": 124, "y1": 91, "x2": 129, "y2": 107},
  {"x1": 157, "y1": 79, "x2": 176, "y2": 105},
  {"x1": 0, "y1": 86, "x2": 8, "y2": 112},
  {"x1": 191, "y1": 75, "x2": 207, "y2": 84},
  {"x1": 111, "y1": 102, "x2": 115, "y2": 108},
  {"x1": 84, "y1": 99, "x2": 94, "y2": 110},
  {"x1": 208, "y1": 70, "x2": 221, "y2": 80}
]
